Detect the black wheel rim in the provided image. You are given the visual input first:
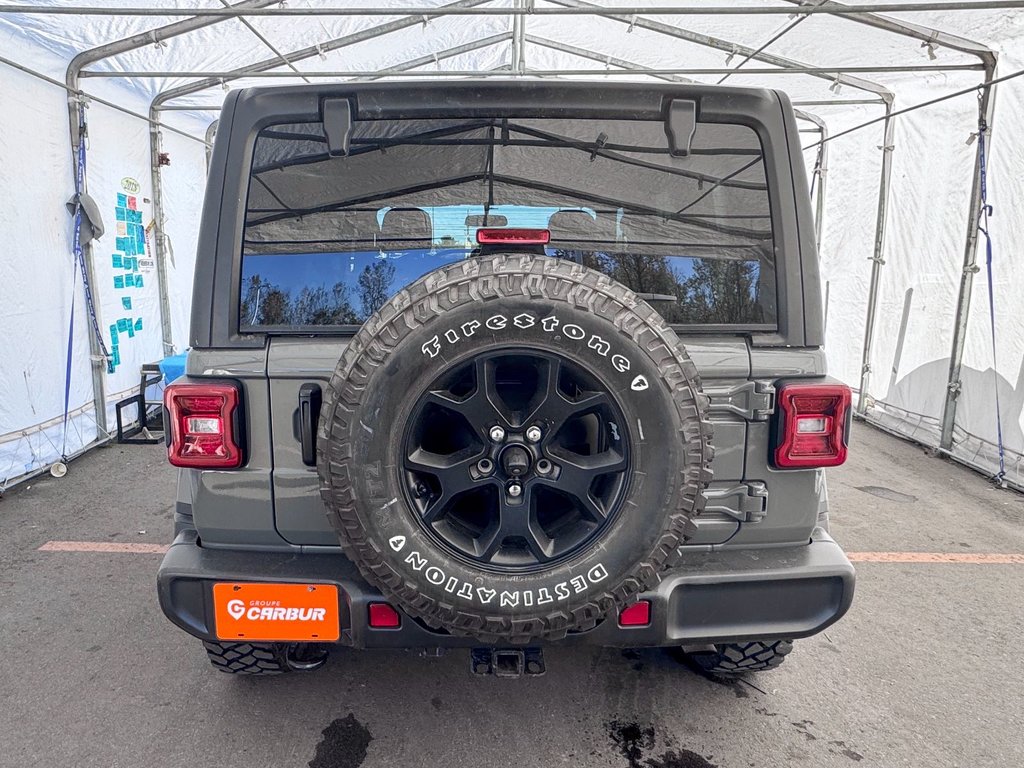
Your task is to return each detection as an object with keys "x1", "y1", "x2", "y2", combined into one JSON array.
[{"x1": 402, "y1": 348, "x2": 631, "y2": 572}]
